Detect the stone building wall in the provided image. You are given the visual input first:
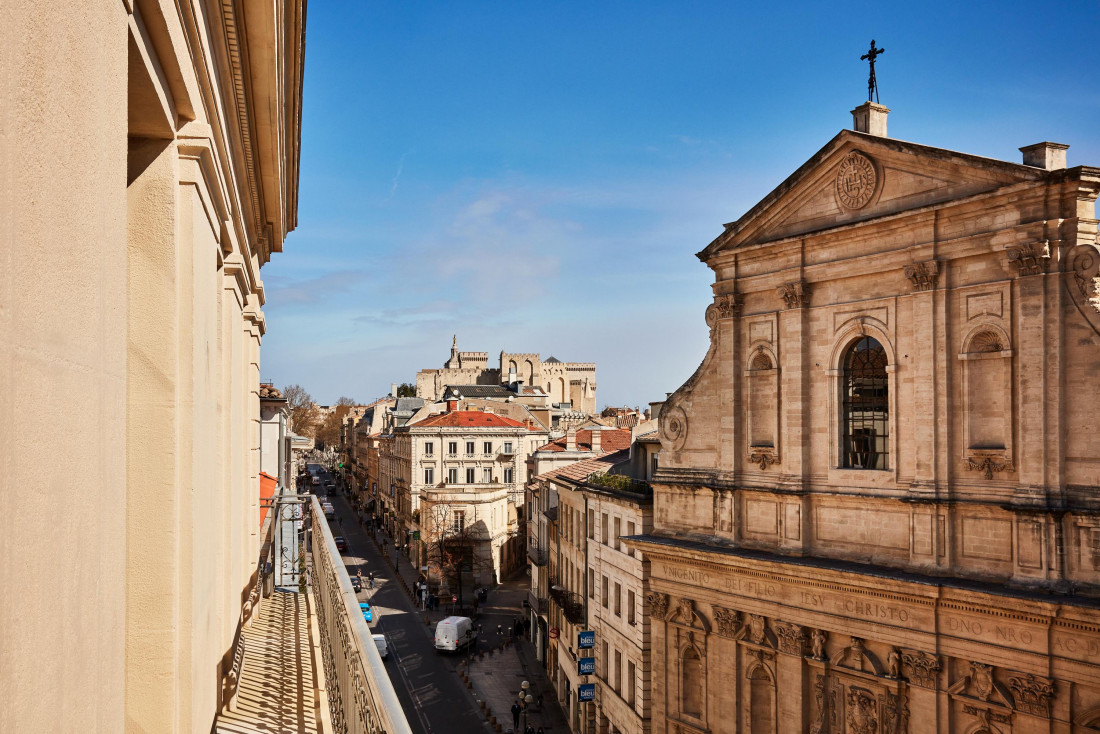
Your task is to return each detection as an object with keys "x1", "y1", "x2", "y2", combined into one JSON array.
[
  {"x1": 0, "y1": 2, "x2": 304, "y2": 732},
  {"x1": 633, "y1": 107, "x2": 1100, "y2": 733}
]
